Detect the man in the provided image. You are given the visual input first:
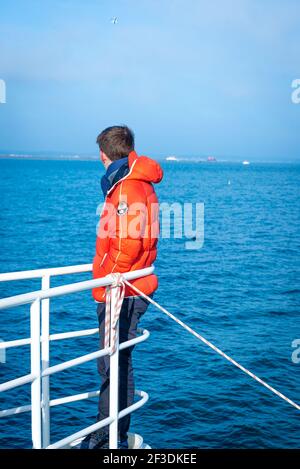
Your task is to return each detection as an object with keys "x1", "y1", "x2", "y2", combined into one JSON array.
[{"x1": 81, "y1": 125, "x2": 163, "y2": 449}]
